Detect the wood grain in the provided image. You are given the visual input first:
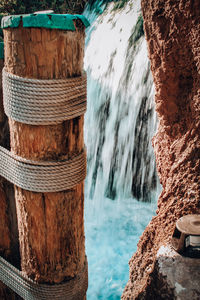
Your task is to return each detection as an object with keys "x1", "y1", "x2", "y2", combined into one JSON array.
[
  {"x1": 3, "y1": 21, "x2": 87, "y2": 292},
  {"x1": 0, "y1": 58, "x2": 21, "y2": 299}
]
